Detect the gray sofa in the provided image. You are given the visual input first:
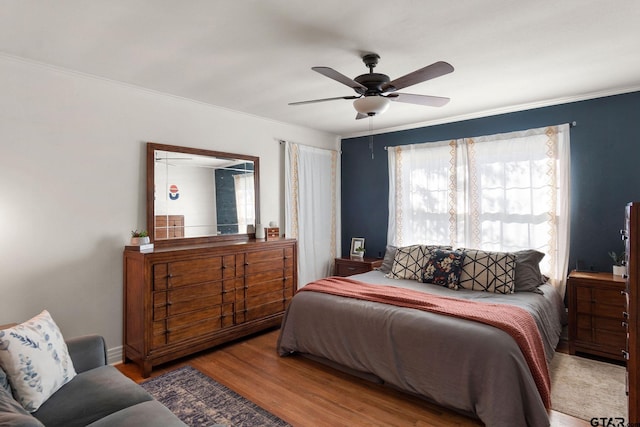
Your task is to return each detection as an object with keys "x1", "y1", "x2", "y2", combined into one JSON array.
[{"x1": 0, "y1": 335, "x2": 186, "y2": 427}]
